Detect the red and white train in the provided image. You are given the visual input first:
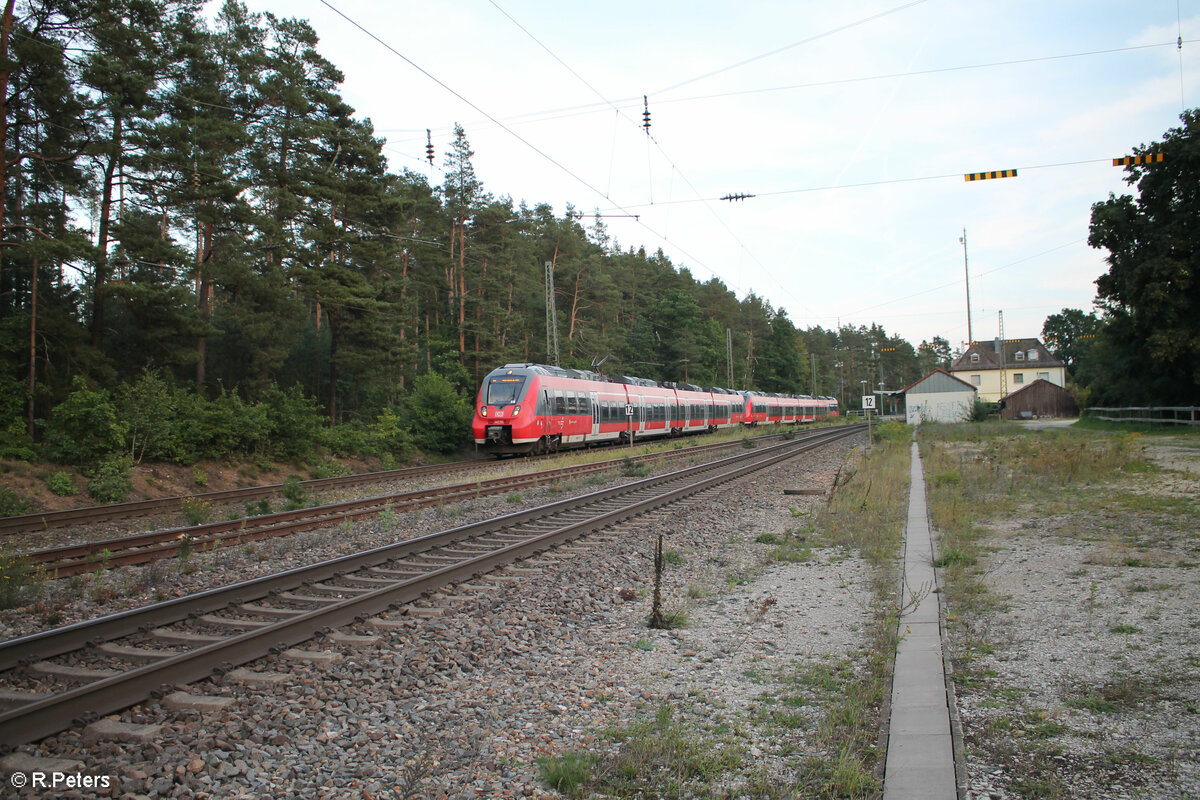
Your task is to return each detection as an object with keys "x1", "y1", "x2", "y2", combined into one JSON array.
[{"x1": 472, "y1": 363, "x2": 838, "y2": 455}]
